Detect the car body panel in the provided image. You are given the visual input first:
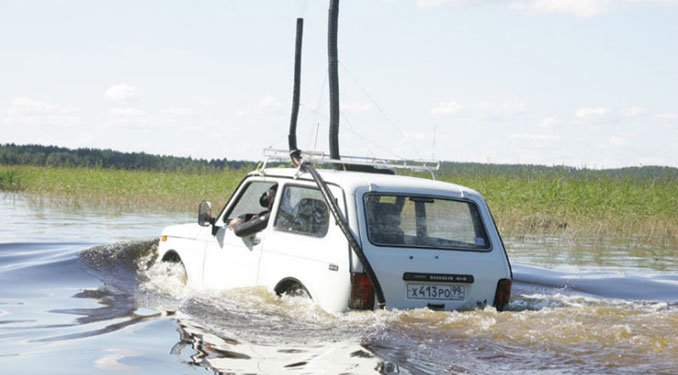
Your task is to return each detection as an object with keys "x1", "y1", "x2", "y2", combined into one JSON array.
[
  {"x1": 156, "y1": 168, "x2": 512, "y2": 312},
  {"x1": 160, "y1": 223, "x2": 208, "y2": 288}
]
